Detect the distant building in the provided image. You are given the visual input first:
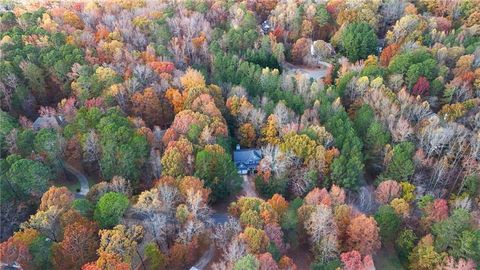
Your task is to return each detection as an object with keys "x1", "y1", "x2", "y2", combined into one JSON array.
[
  {"x1": 32, "y1": 115, "x2": 65, "y2": 131},
  {"x1": 0, "y1": 262, "x2": 22, "y2": 269},
  {"x1": 261, "y1": 20, "x2": 271, "y2": 34},
  {"x1": 377, "y1": 39, "x2": 385, "y2": 53},
  {"x1": 233, "y1": 144, "x2": 262, "y2": 175}
]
